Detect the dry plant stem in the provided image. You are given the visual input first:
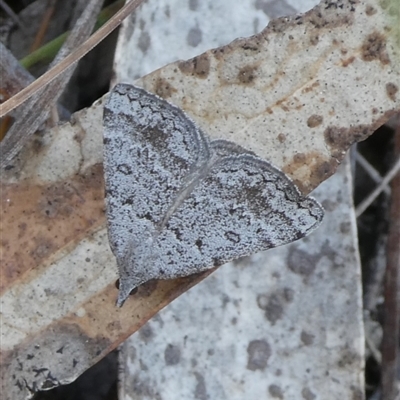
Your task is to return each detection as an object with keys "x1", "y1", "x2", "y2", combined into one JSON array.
[
  {"x1": 356, "y1": 157, "x2": 400, "y2": 217},
  {"x1": 0, "y1": 0, "x2": 145, "y2": 118},
  {"x1": 381, "y1": 119, "x2": 400, "y2": 400},
  {"x1": 0, "y1": 0, "x2": 104, "y2": 169},
  {"x1": 30, "y1": 0, "x2": 56, "y2": 52},
  {"x1": 356, "y1": 151, "x2": 391, "y2": 196}
]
